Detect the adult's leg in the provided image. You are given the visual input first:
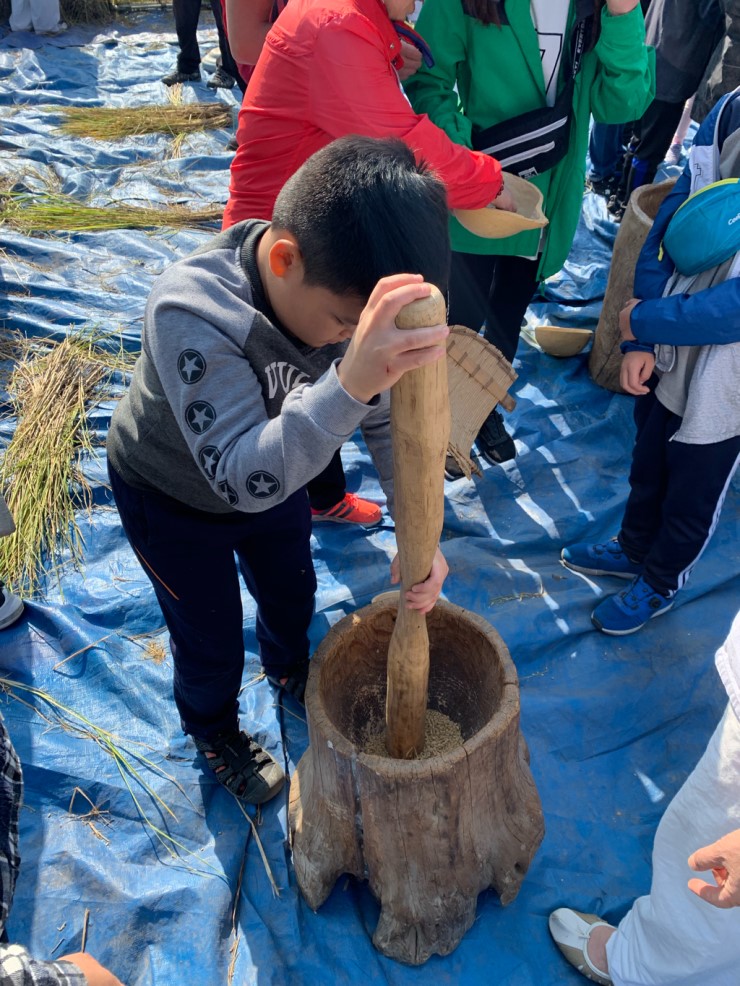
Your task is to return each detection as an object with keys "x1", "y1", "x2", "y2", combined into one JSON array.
[
  {"x1": 448, "y1": 251, "x2": 497, "y2": 334},
  {"x1": 110, "y1": 465, "x2": 251, "y2": 742},
  {"x1": 608, "y1": 705, "x2": 740, "y2": 986},
  {"x1": 235, "y1": 489, "x2": 316, "y2": 681},
  {"x1": 588, "y1": 122, "x2": 625, "y2": 184},
  {"x1": 641, "y1": 433, "x2": 740, "y2": 594},
  {"x1": 209, "y1": 0, "x2": 246, "y2": 93},
  {"x1": 8, "y1": 0, "x2": 33, "y2": 31},
  {"x1": 449, "y1": 252, "x2": 539, "y2": 363},
  {"x1": 448, "y1": 252, "x2": 538, "y2": 465},
  {"x1": 618, "y1": 382, "x2": 676, "y2": 565},
  {"x1": 173, "y1": 0, "x2": 202, "y2": 74},
  {"x1": 482, "y1": 254, "x2": 540, "y2": 363}
]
